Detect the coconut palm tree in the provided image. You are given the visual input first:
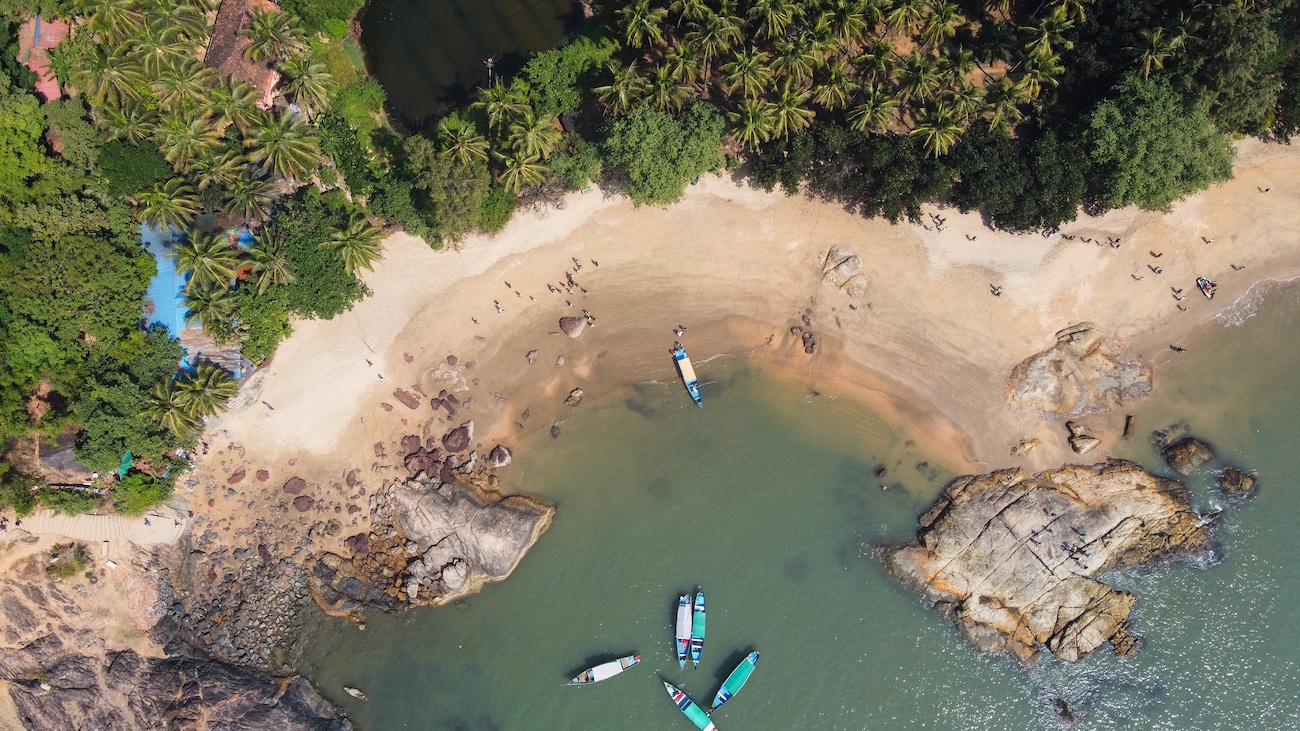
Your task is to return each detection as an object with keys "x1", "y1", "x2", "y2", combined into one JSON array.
[
  {"x1": 324, "y1": 212, "x2": 385, "y2": 276},
  {"x1": 617, "y1": 0, "x2": 669, "y2": 49},
  {"x1": 277, "y1": 56, "x2": 333, "y2": 119},
  {"x1": 245, "y1": 112, "x2": 322, "y2": 180},
  {"x1": 901, "y1": 52, "x2": 942, "y2": 104},
  {"x1": 813, "y1": 58, "x2": 858, "y2": 110},
  {"x1": 1019, "y1": 52, "x2": 1064, "y2": 100},
  {"x1": 945, "y1": 82, "x2": 984, "y2": 121},
  {"x1": 645, "y1": 65, "x2": 692, "y2": 113},
  {"x1": 921, "y1": 1, "x2": 966, "y2": 48},
  {"x1": 222, "y1": 173, "x2": 276, "y2": 223},
  {"x1": 946, "y1": 46, "x2": 977, "y2": 86},
  {"x1": 80, "y1": 0, "x2": 144, "y2": 45},
  {"x1": 670, "y1": 0, "x2": 709, "y2": 25},
  {"x1": 771, "y1": 81, "x2": 816, "y2": 137},
  {"x1": 886, "y1": 0, "x2": 925, "y2": 36},
  {"x1": 248, "y1": 234, "x2": 295, "y2": 294},
  {"x1": 437, "y1": 117, "x2": 490, "y2": 166},
  {"x1": 474, "y1": 79, "x2": 531, "y2": 131},
  {"x1": 855, "y1": 38, "x2": 897, "y2": 83},
  {"x1": 191, "y1": 148, "x2": 245, "y2": 192},
  {"x1": 848, "y1": 82, "x2": 900, "y2": 133},
  {"x1": 1022, "y1": 11, "x2": 1075, "y2": 60},
  {"x1": 911, "y1": 103, "x2": 964, "y2": 157},
  {"x1": 176, "y1": 231, "x2": 241, "y2": 291},
  {"x1": 721, "y1": 48, "x2": 773, "y2": 100},
  {"x1": 1133, "y1": 27, "x2": 1183, "y2": 79},
  {"x1": 507, "y1": 111, "x2": 563, "y2": 159},
  {"x1": 183, "y1": 281, "x2": 238, "y2": 332},
  {"x1": 152, "y1": 112, "x2": 221, "y2": 170},
  {"x1": 982, "y1": 75, "x2": 1029, "y2": 130},
  {"x1": 136, "y1": 177, "x2": 202, "y2": 232},
  {"x1": 74, "y1": 45, "x2": 143, "y2": 106},
  {"x1": 128, "y1": 16, "x2": 185, "y2": 76},
  {"x1": 100, "y1": 102, "x2": 159, "y2": 143},
  {"x1": 822, "y1": 0, "x2": 871, "y2": 48},
  {"x1": 240, "y1": 9, "x2": 307, "y2": 64},
  {"x1": 728, "y1": 99, "x2": 776, "y2": 148},
  {"x1": 1053, "y1": 0, "x2": 1092, "y2": 24},
  {"x1": 153, "y1": 56, "x2": 216, "y2": 113},
  {"x1": 150, "y1": 0, "x2": 210, "y2": 43},
  {"x1": 209, "y1": 77, "x2": 262, "y2": 134},
  {"x1": 686, "y1": 12, "x2": 742, "y2": 87},
  {"x1": 141, "y1": 377, "x2": 200, "y2": 437},
  {"x1": 771, "y1": 35, "x2": 819, "y2": 86},
  {"x1": 665, "y1": 41, "x2": 701, "y2": 85},
  {"x1": 594, "y1": 63, "x2": 646, "y2": 116},
  {"x1": 175, "y1": 363, "x2": 239, "y2": 418},
  {"x1": 496, "y1": 151, "x2": 550, "y2": 194},
  {"x1": 747, "y1": 0, "x2": 801, "y2": 40}
]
